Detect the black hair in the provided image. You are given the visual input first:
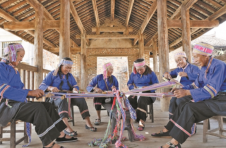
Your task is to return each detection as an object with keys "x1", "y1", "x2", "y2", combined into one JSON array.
[
  {"x1": 58, "y1": 57, "x2": 73, "y2": 91},
  {"x1": 134, "y1": 58, "x2": 152, "y2": 75}
]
